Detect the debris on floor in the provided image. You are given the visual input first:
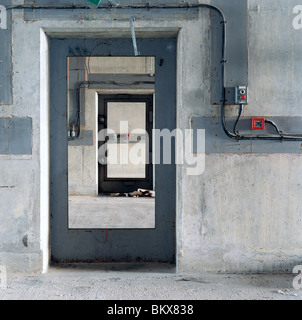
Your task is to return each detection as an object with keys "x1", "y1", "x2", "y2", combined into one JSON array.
[
  {"x1": 110, "y1": 189, "x2": 155, "y2": 198},
  {"x1": 176, "y1": 277, "x2": 210, "y2": 284},
  {"x1": 276, "y1": 289, "x2": 298, "y2": 297}
]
